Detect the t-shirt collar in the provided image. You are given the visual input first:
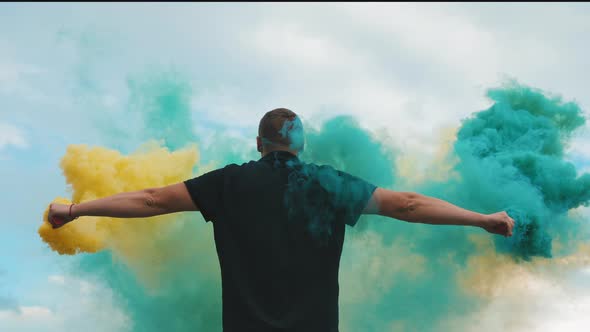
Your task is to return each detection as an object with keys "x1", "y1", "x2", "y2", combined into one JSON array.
[{"x1": 260, "y1": 150, "x2": 299, "y2": 163}]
